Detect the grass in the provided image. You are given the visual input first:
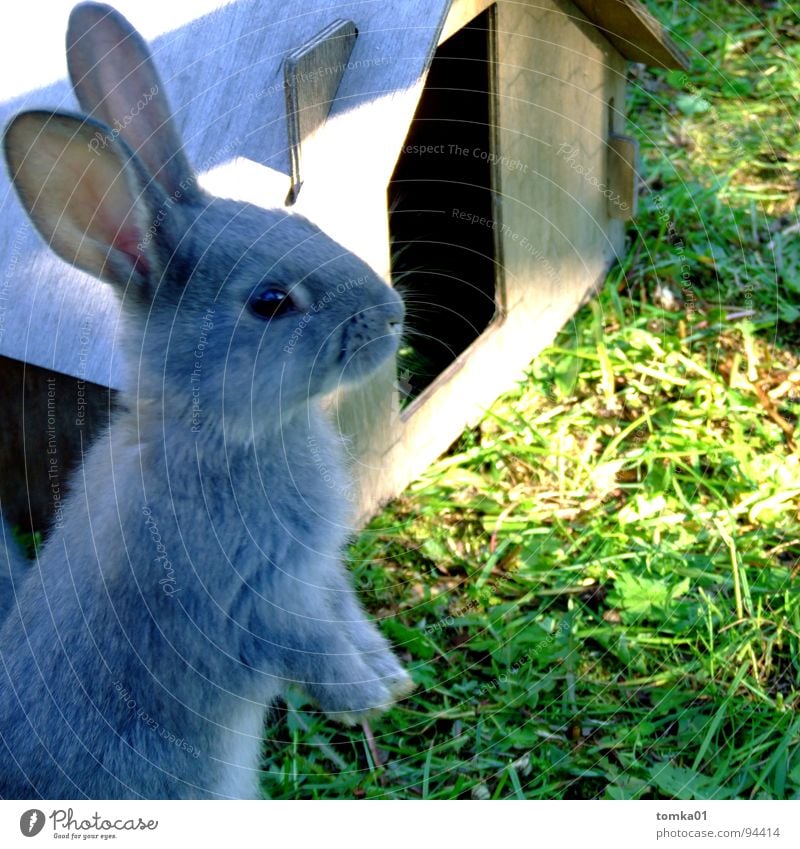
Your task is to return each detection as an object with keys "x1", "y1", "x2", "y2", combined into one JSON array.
[
  {"x1": 258, "y1": 0, "x2": 800, "y2": 800},
  {"x1": 262, "y1": 302, "x2": 800, "y2": 799}
]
